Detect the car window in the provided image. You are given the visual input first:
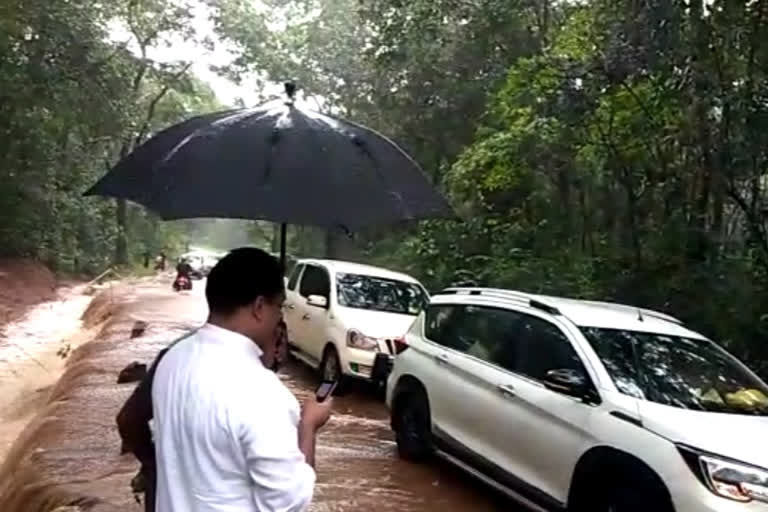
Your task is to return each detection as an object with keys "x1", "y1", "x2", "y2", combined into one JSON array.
[
  {"x1": 579, "y1": 328, "x2": 644, "y2": 398},
  {"x1": 287, "y1": 264, "x2": 304, "y2": 291},
  {"x1": 424, "y1": 305, "x2": 464, "y2": 348},
  {"x1": 299, "y1": 265, "x2": 330, "y2": 299},
  {"x1": 584, "y1": 328, "x2": 768, "y2": 415},
  {"x1": 424, "y1": 304, "x2": 521, "y2": 360},
  {"x1": 504, "y1": 314, "x2": 588, "y2": 382},
  {"x1": 336, "y1": 273, "x2": 428, "y2": 315}
]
